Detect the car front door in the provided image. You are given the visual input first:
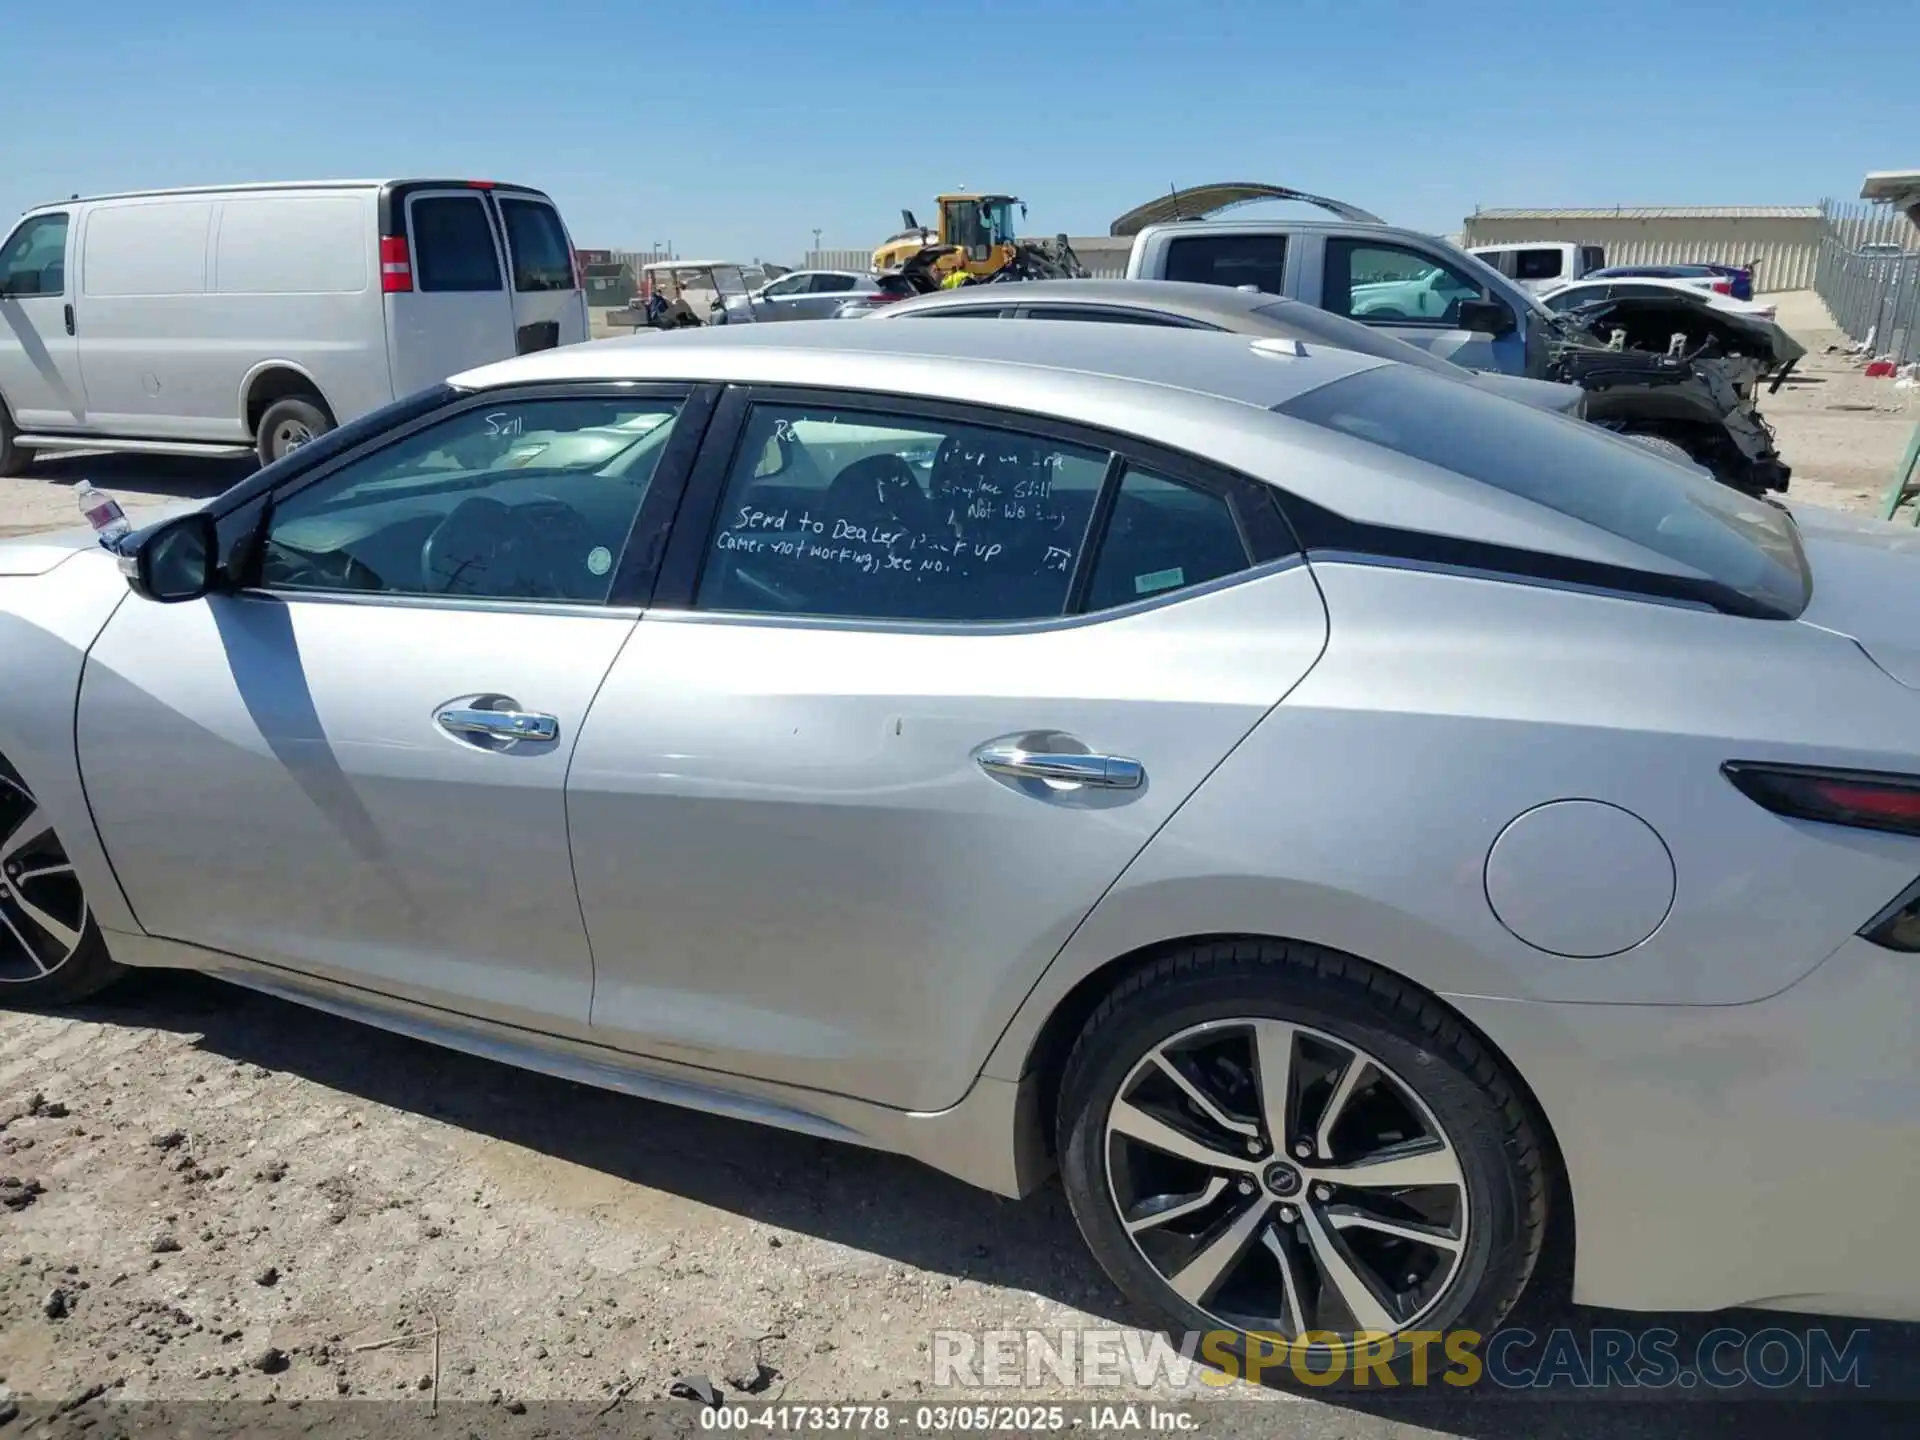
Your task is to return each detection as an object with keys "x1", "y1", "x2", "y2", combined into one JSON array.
[
  {"x1": 567, "y1": 390, "x2": 1330, "y2": 1111},
  {"x1": 1321, "y1": 237, "x2": 1522, "y2": 374},
  {"x1": 78, "y1": 384, "x2": 707, "y2": 1033},
  {"x1": 0, "y1": 212, "x2": 86, "y2": 430},
  {"x1": 386, "y1": 189, "x2": 518, "y2": 398}
]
